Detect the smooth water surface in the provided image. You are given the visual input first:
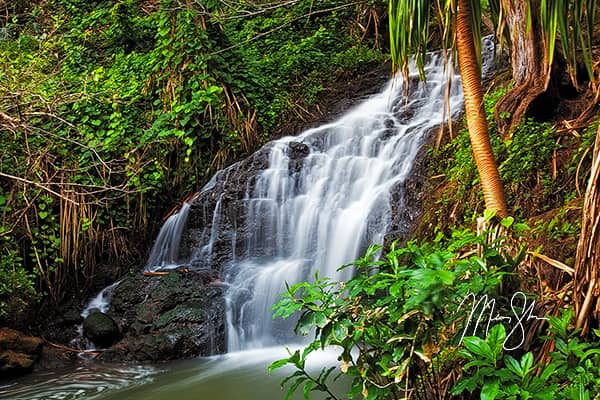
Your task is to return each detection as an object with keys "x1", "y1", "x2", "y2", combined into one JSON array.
[{"x1": 0, "y1": 348, "x2": 347, "y2": 400}]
